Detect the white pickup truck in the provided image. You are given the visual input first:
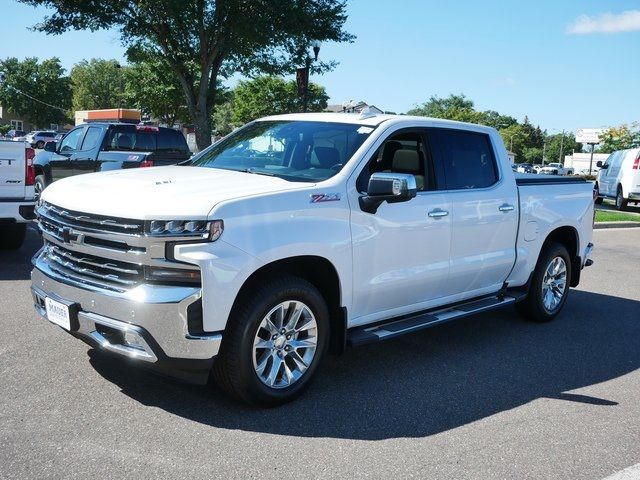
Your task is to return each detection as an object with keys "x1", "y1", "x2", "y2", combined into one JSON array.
[
  {"x1": 539, "y1": 162, "x2": 574, "y2": 176},
  {"x1": 31, "y1": 113, "x2": 595, "y2": 405},
  {"x1": 1, "y1": 140, "x2": 36, "y2": 249}
]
